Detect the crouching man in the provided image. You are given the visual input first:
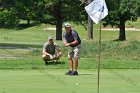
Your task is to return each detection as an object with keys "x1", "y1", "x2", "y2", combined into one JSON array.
[{"x1": 42, "y1": 36, "x2": 62, "y2": 64}]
